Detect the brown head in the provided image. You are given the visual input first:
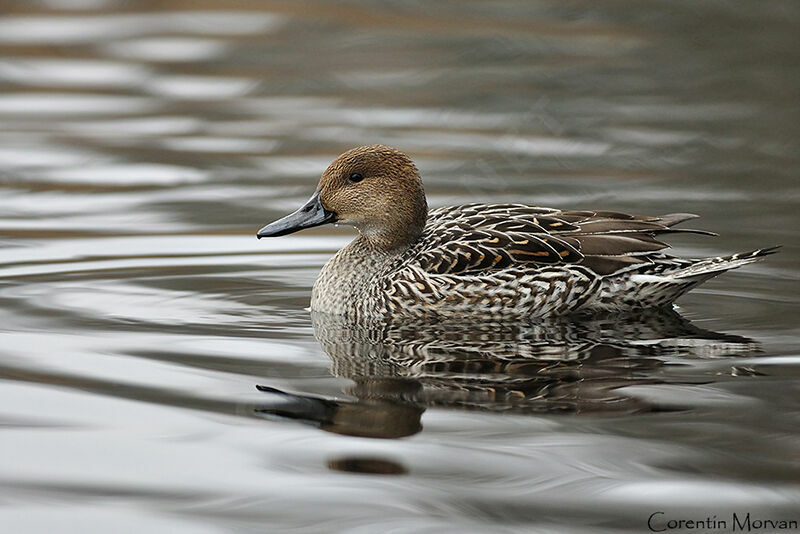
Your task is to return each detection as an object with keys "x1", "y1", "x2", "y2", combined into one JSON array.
[{"x1": 257, "y1": 145, "x2": 428, "y2": 250}]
